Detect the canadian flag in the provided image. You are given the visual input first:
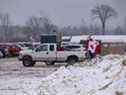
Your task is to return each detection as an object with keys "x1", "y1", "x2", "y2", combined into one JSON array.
[{"x1": 88, "y1": 39, "x2": 97, "y2": 53}]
